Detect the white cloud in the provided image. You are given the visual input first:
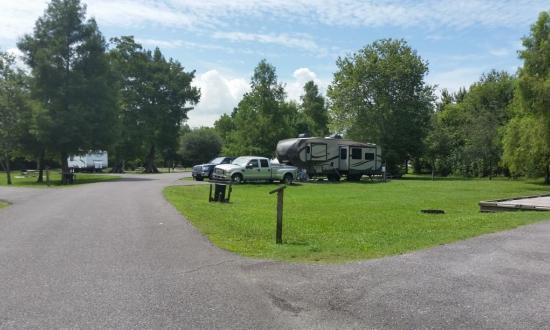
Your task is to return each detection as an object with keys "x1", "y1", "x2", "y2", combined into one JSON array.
[
  {"x1": 213, "y1": 32, "x2": 321, "y2": 53},
  {"x1": 135, "y1": 38, "x2": 251, "y2": 55},
  {"x1": 0, "y1": 1, "x2": 47, "y2": 42},
  {"x1": 286, "y1": 67, "x2": 324, "y2": 102},
  {"x1": 187, "y1": 70, "x2": 249, "y2": 127},
  {"x1": 87, "y1": 0, "x2": 200, "y2": 29},
  {"x1": 2, "y1": 0, "x2": 545, "y2": 46},
  {"x1": 188, "y1": 67, "x2": 331, "y2": 127}
]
